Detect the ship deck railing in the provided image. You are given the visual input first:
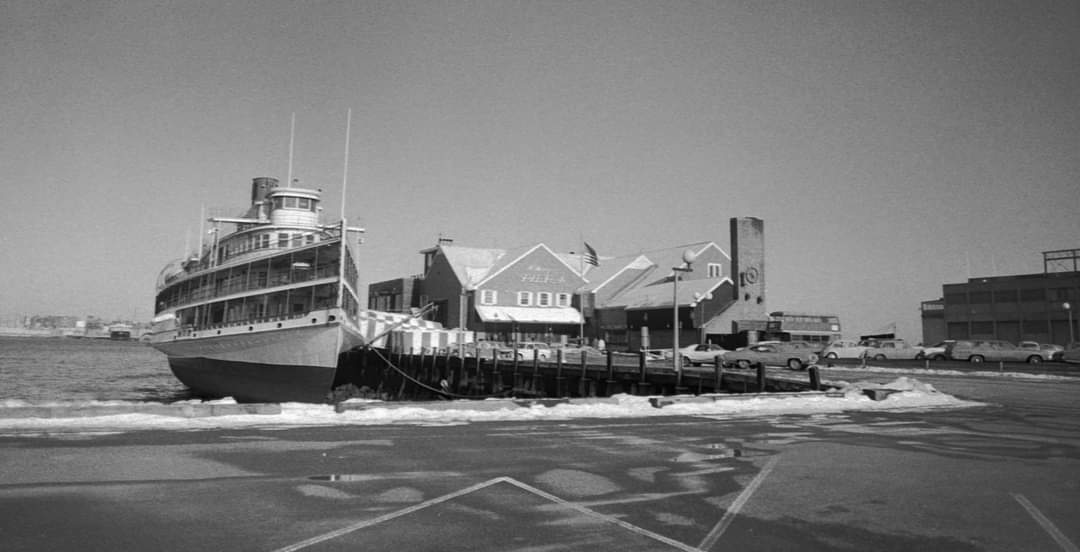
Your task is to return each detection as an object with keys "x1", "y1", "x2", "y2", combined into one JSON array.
[
  {"x1": 162, "y1": 266, "x2": 339, "y2": 310},
  {"x1": 178, "y1": 310, "x2": 331, "y2": 337}
]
